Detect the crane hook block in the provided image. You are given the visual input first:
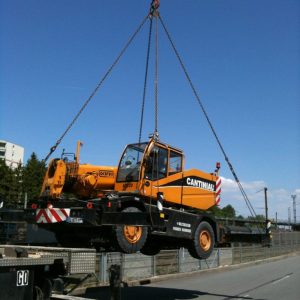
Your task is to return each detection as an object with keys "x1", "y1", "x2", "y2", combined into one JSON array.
[
  {"x1": 150, "y1": 0, "x2": 160, "y2": 16},
  {"x1": 152, "y1": 0, "x2": 160, "y2": 9}
]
